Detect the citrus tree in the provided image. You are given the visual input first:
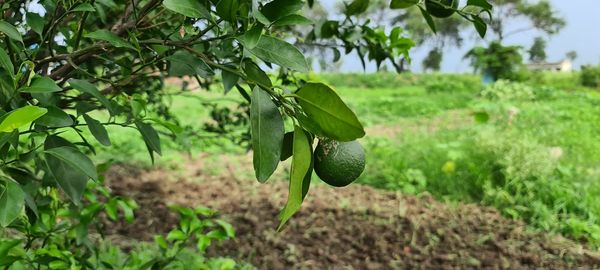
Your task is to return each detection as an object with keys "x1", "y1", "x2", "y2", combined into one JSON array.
[{"x1": 0, "y1": 0, "x2": 491, "y2": 267}]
